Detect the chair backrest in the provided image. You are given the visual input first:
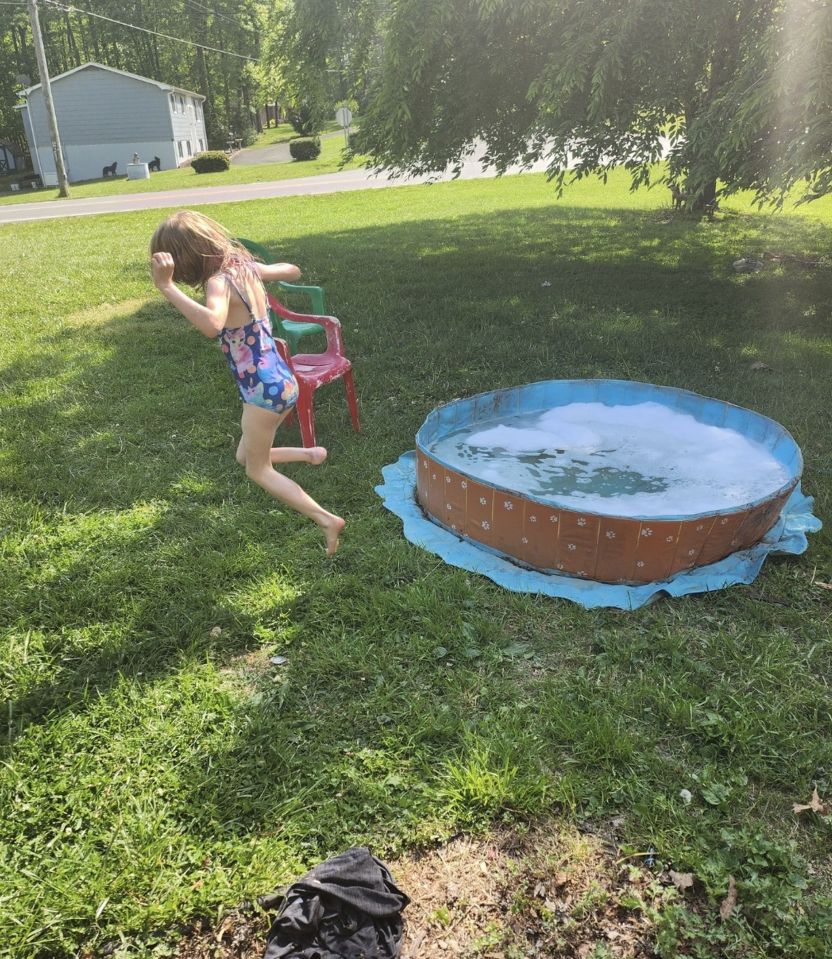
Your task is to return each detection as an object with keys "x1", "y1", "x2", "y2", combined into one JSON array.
[
  {"x1": 236, "y1": 236, "x2": 327, "y2": 315},
  {"x1": 237, "y1": 236, "x2": 271, "y2": 261},
  {"x1": 236, "y1": 237, "x2": 291, "y2": 338}
]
